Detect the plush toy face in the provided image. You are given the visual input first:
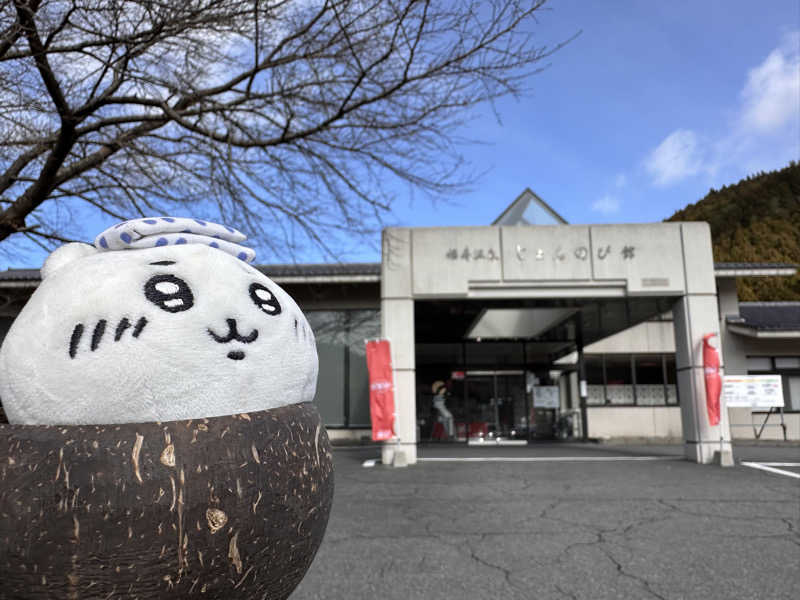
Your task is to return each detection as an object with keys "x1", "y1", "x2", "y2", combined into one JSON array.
[{"x1": 0, "y1": 243, "x2": 318, "y2": 425}]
